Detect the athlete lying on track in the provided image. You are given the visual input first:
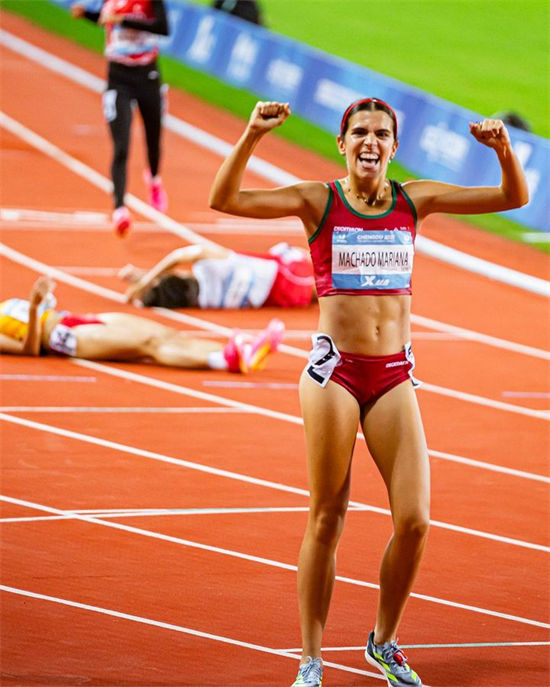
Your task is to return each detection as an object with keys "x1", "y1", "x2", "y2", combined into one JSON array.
[
  {"x1": 0, "y1": 276, "x2": 284, "y2": 373},
  {"x1": 120, "y1": 241, "x2": 315, "y2": 309}
]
